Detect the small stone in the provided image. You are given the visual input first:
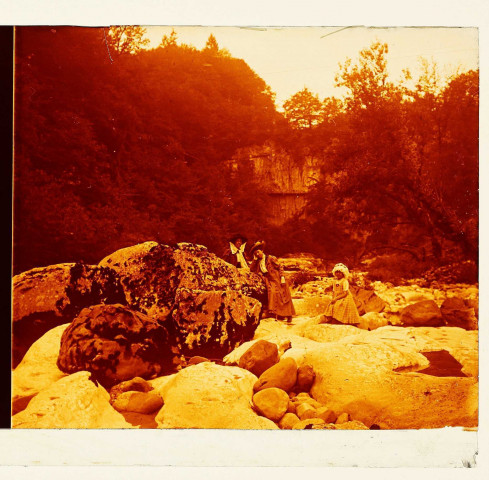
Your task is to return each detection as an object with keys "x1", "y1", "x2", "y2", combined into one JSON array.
[
  {"x1": 335, "y1": 412, "x2": 350, "y2": 424},
  {"x1": 296, "y1": 403, "x2": 317, "y2": 420},
  {"x1": 252, "y1": 387, "x2": 289, "y2": 422},
  {"x1": 296, "y1": 365, "x2": 315, "y2": 392},
  {"x1": 292, "y1": 418, "x2": 326, "y2": 430},
  {"x1": 238, "y1": 340, "x2": 280, "y2": 377},
  {"x1": 253, "y1": 358, "x2": 298, "y2": 393},
  {"x1": 187, "y1": 356, "x2": 211, "y2": 366},
  {"x1": 316, "y1": 406, "x2": 336, "y2": 424},
  {"x1": 111, "y1": 391, "x2": 163, "y2": 414},
  {"x1": 287, "y1": 401, "x2": 297, "y2": 414},
  {"x1": 279, "y1": 413, "x2": 300, "y2": 429}
]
